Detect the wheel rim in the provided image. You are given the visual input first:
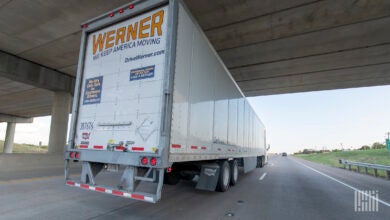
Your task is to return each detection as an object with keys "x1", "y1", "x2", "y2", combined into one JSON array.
[{"x1": 223, "y1": 165, "x2": 229, "y2": 187}]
